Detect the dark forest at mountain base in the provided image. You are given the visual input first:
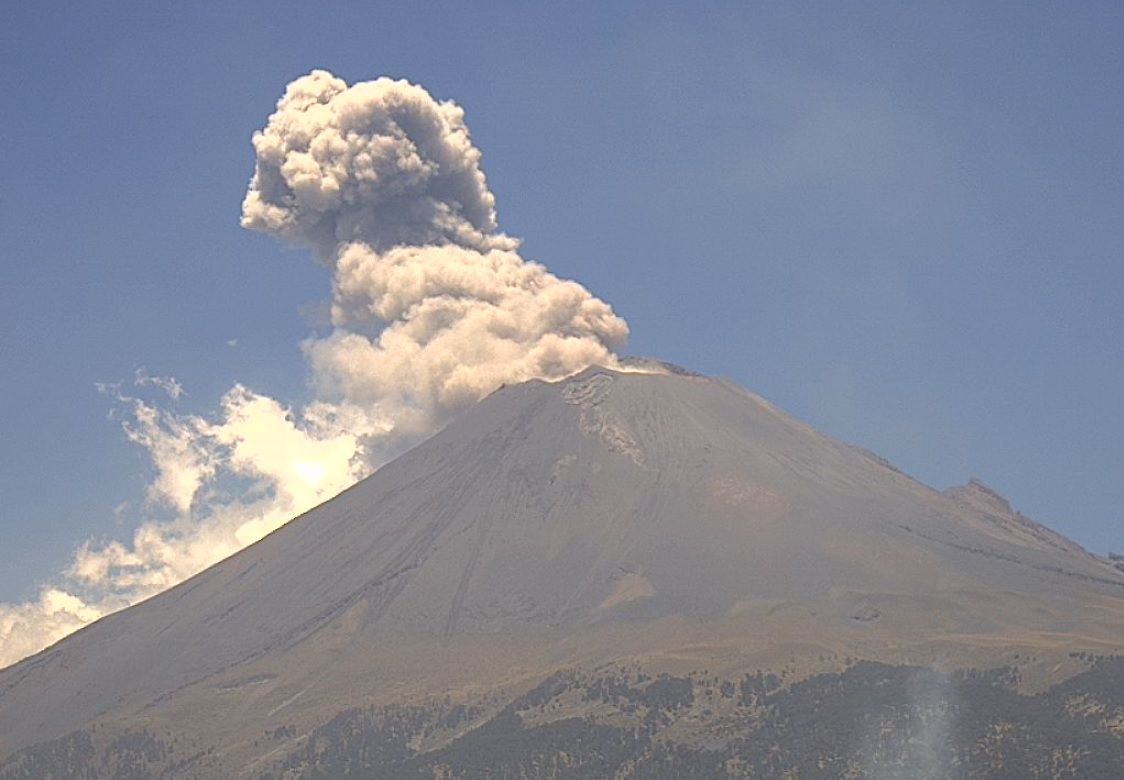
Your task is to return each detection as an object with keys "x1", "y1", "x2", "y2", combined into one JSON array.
[{"x1": 6, "y1": 656, "x2": 1124, "y2": 779}]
